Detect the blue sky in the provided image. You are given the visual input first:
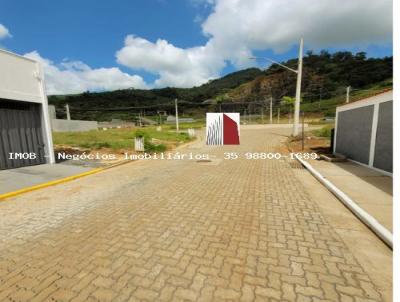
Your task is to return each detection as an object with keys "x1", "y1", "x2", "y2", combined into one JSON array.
[
  {"x1": 0, "y1": 0, "x2": 211, "y2": 83},
  {"x1": 0, "y1": 0, "x2": 392, "y2": 94}
]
